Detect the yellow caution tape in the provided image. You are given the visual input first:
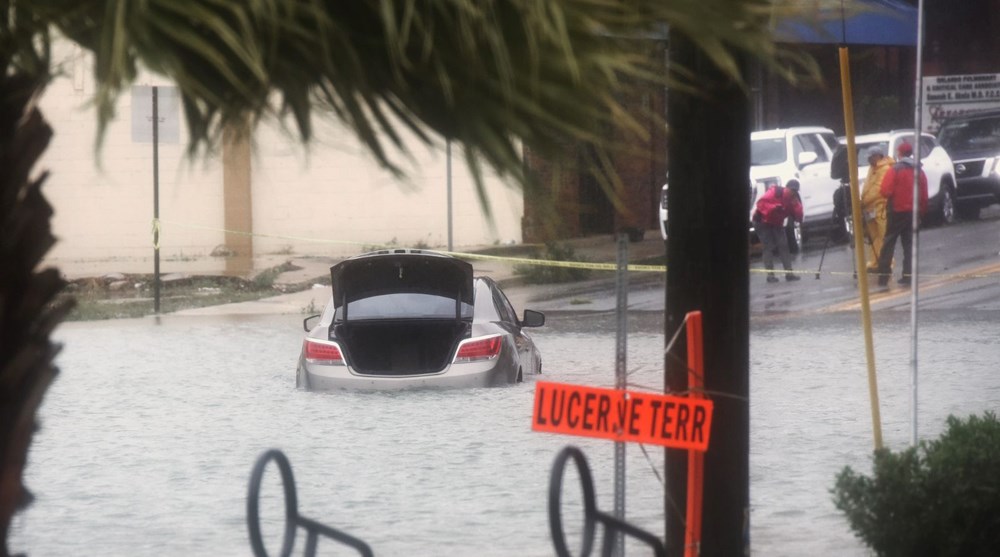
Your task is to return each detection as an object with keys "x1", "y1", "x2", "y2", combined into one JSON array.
[
  {"x1": 445, "y1": 250, "x2": 666, "y2": 272},
  {"x1": 157, "y1": 220, "x2": 1000, "y2": 280},
  {"x1": 151, "y1": 218, "x2": 161, "y2": 250}
]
